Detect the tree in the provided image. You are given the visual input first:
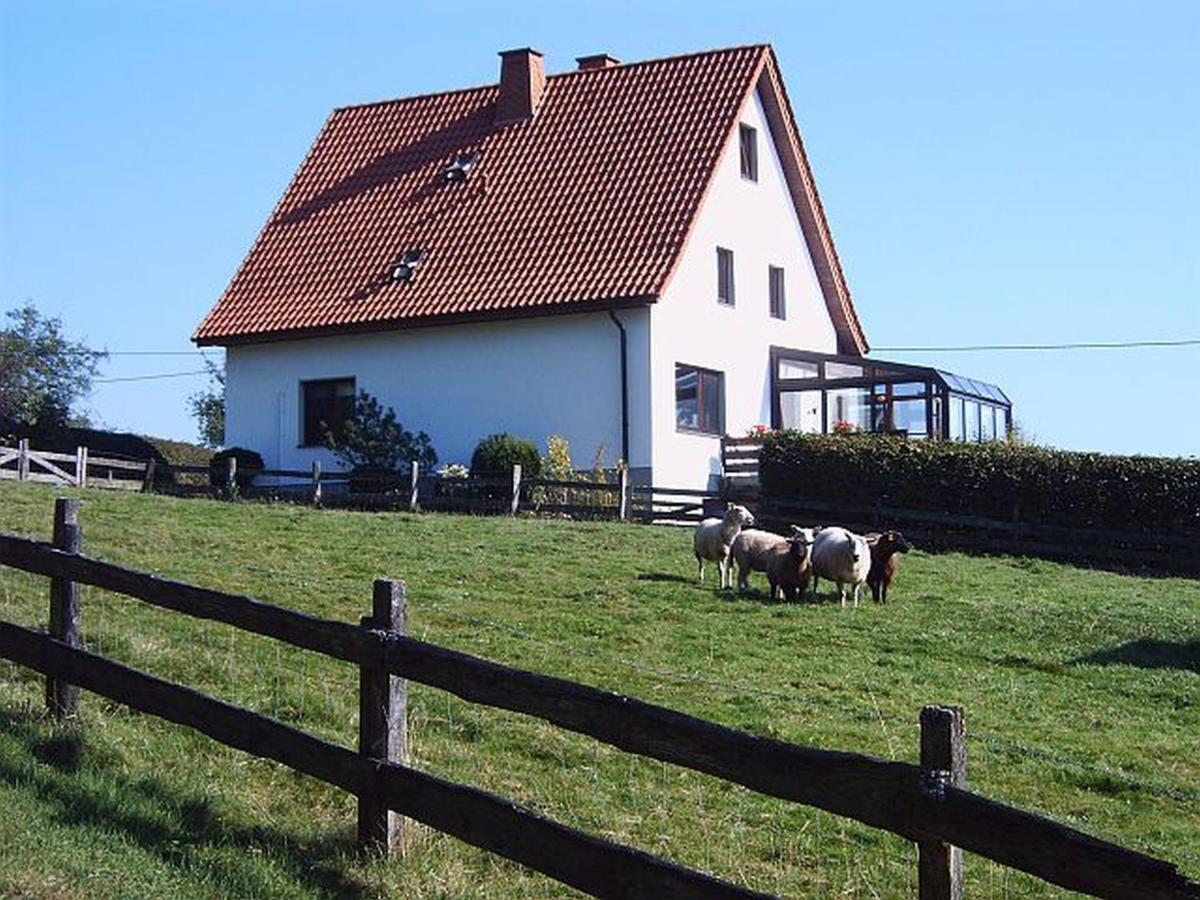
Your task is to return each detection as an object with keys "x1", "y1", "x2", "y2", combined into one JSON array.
[
  {"x1": 325, "y1": 390, "x2": 437, "y2": 471},
  {"x1": 189, "y1": 358, "x2": 225, "y2": 448},
  {"x1": 0, "y1": 304, "x2": 105, "y2": 430}
]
